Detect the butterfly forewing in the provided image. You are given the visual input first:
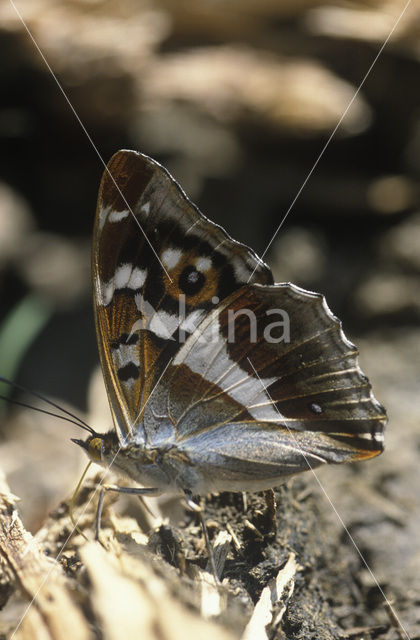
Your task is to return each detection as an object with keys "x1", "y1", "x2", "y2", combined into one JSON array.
[{"x1": 93, "y1": 150, "x2": 273, "y2": 442}]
